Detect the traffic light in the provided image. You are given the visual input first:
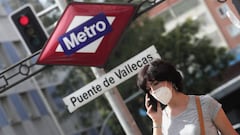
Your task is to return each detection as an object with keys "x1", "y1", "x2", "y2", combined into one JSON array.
[{"x1": 9, "y1": 4, "x2": 48, "y2": 54}]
